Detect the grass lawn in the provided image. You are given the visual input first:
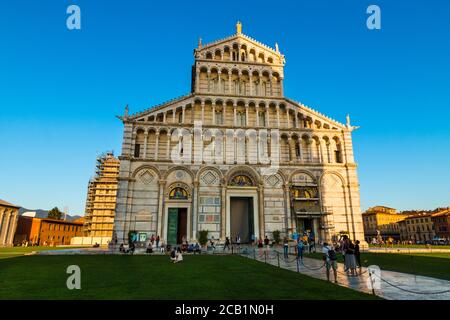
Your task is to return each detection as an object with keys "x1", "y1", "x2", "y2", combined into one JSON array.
[
  {"x1": 0, "y1": 246, "x2": 89, "y2": 259},
  {"x1": 304, "y1": 252, "x2": 450, "y2": 281},
  {"x1": 0, "y1": 255, "x2": 379, "y2": 300},
  {"x1": 368, "y1": 244, "x2": 450, "y2": 250}
]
